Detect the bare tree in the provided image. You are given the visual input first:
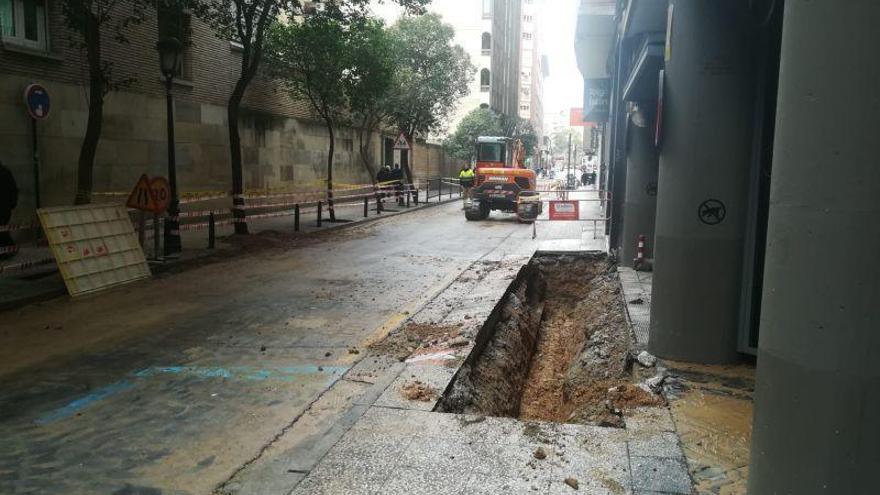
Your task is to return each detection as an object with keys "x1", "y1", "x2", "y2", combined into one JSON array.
[{"x1": 60, "y1": 0, "x2": 150, "y2": 204}]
